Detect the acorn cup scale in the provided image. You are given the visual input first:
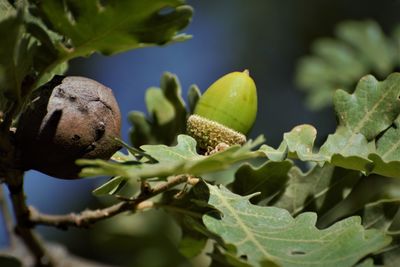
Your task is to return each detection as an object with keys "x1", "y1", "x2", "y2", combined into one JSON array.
[
  {"x1": 16, "y1": 76, "x2": 122, "y2": 179},
  {"x1": 187, "y1": 70, "x2": 258, "y2": 150}
]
